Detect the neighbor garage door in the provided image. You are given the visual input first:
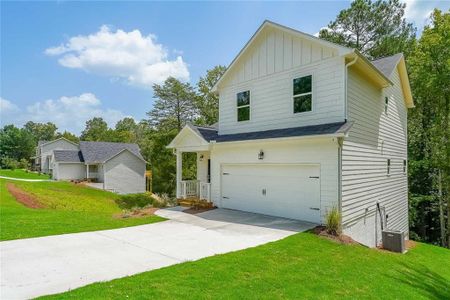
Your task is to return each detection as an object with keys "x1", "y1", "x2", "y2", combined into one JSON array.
[{"x1": 221, "y1": 164, "x2": 321, "y2": 223}]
